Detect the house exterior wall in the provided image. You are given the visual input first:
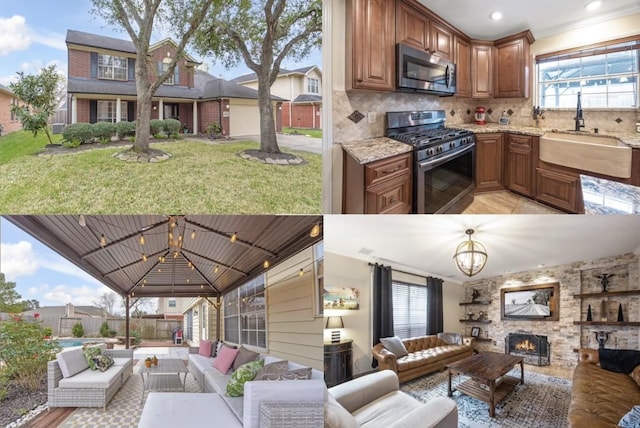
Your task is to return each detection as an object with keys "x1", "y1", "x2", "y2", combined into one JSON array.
[
  {"x1": 199, "y1": 100, "x2": 230, "y2": 136},
  {"x1": 285, "y1": 102, "x2": 321, "y2": 129},
  {"x1": 0, "y1": 91, "x2": 22, "y2": 134},
  {"x1": 68, "y1": 49, "x2": 92, "y2": 79}
]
